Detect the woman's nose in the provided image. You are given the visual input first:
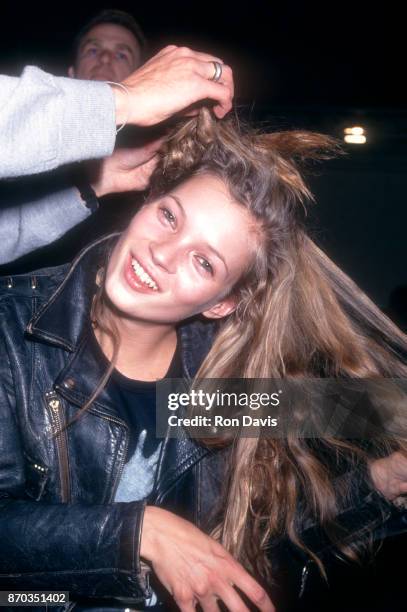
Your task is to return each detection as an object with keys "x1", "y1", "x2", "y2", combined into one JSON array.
[{"x1": 149, "y1": 240, "x2": 177, "y2": 274}]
